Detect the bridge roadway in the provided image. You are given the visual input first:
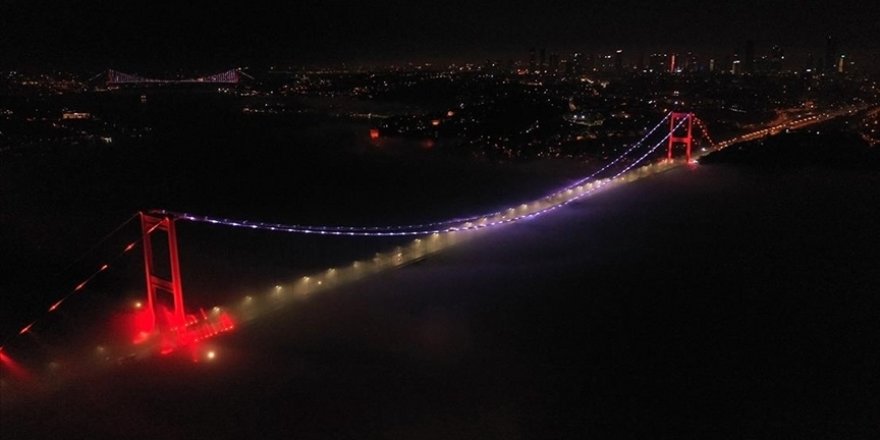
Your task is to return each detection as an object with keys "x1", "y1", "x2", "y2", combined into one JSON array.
[
  {"x1": 184, "y1": 102, "x2": 876, "y2": 336},
  {"x1": 708, "y1": 104, "x2": 872, "y2": 152},
  {"x1": 0, "y1": 104, "x2": 869, "y2": 392},
  {"x1": 126, "y1": 103, "x2": 878, "y2": 359},
  {"x1": 5, "y1": 109, "x2": 879, "y2": 438}
]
